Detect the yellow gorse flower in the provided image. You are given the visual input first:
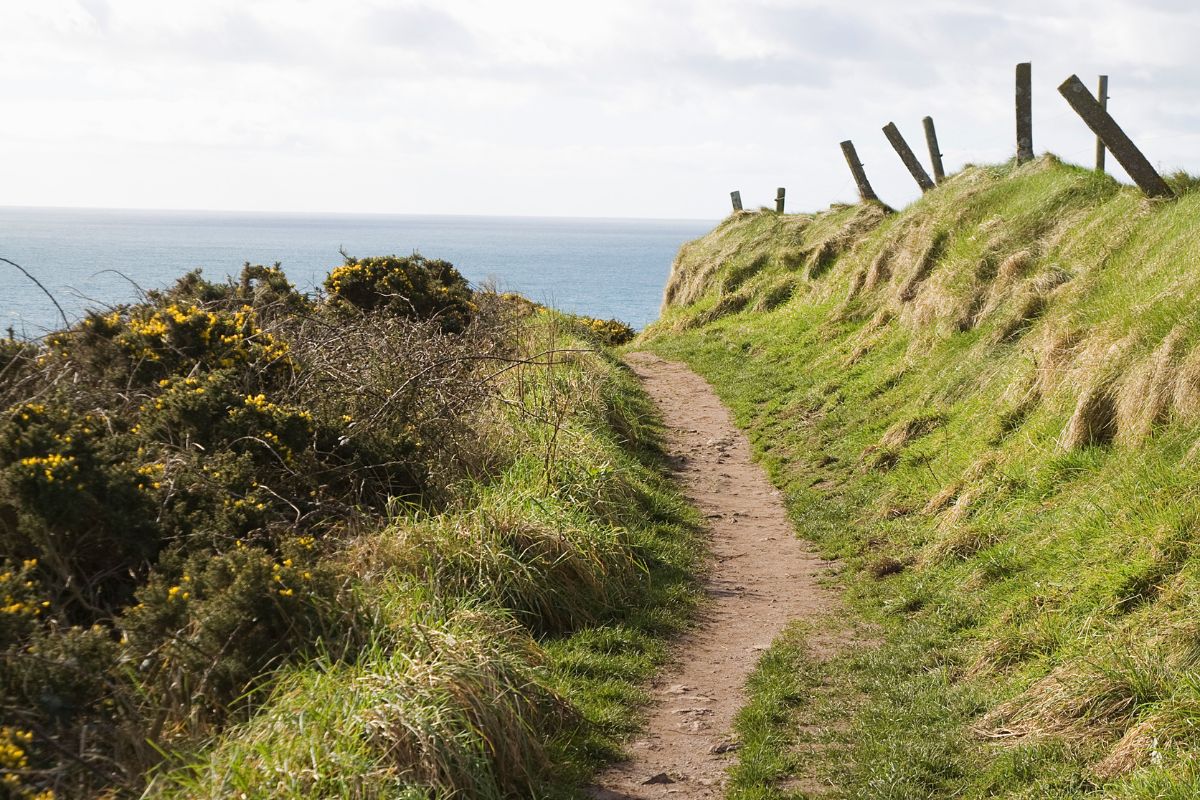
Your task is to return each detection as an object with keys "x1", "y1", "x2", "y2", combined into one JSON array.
[{"x1": 0, "y1": 726, "x2": 32, "y2": 770}]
